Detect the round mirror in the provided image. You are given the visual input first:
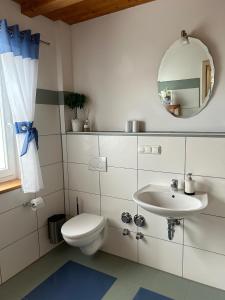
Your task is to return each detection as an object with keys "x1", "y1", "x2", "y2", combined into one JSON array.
[{"x1": 158, "y1": 32, "x2": 215, "y2": 118}]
